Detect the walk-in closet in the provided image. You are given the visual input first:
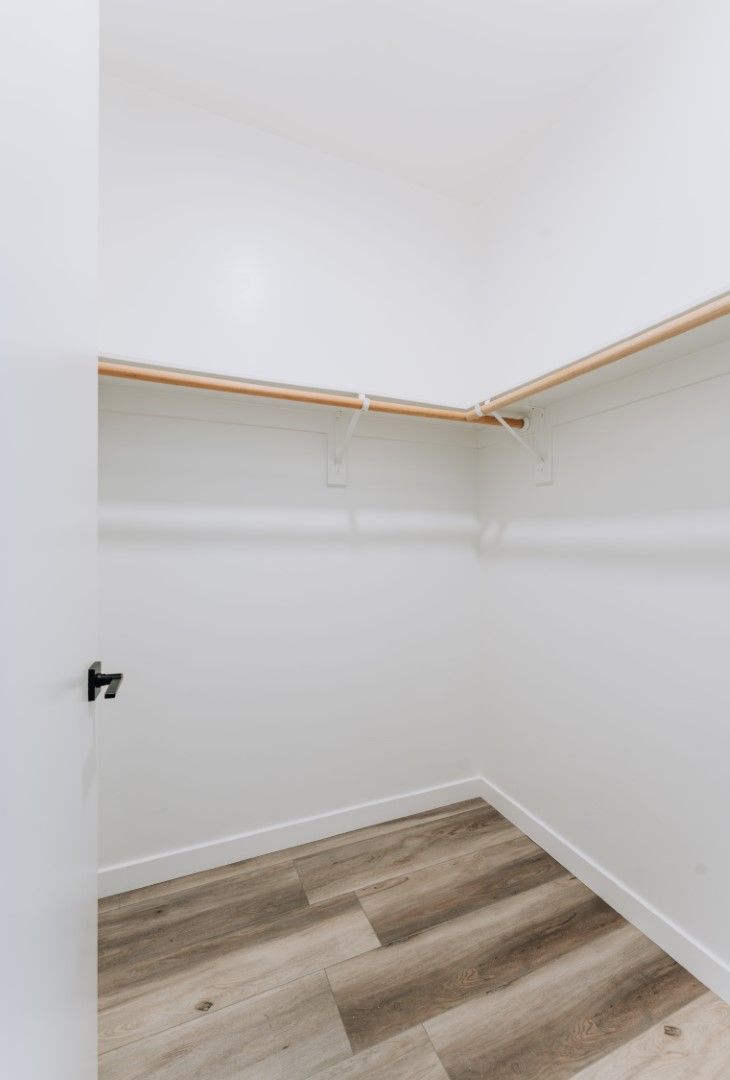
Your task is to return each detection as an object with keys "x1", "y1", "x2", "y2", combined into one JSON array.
[{"x1": 5, "y1": 2, "x2": 730, "y2": 1077}]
